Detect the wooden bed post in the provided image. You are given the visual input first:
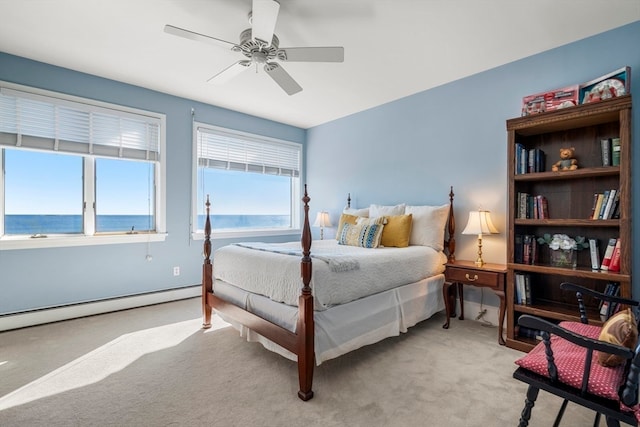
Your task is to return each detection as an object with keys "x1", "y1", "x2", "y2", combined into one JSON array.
[
  {"x1": 446, "y1": 186, "x2": 456, "y2": 262},
  {"x1": 202, "y1": 195, "x2": 213, "y2": 329},
  {"x1": 297, "y1": 185, "x2": 314, "y2": 401}
]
